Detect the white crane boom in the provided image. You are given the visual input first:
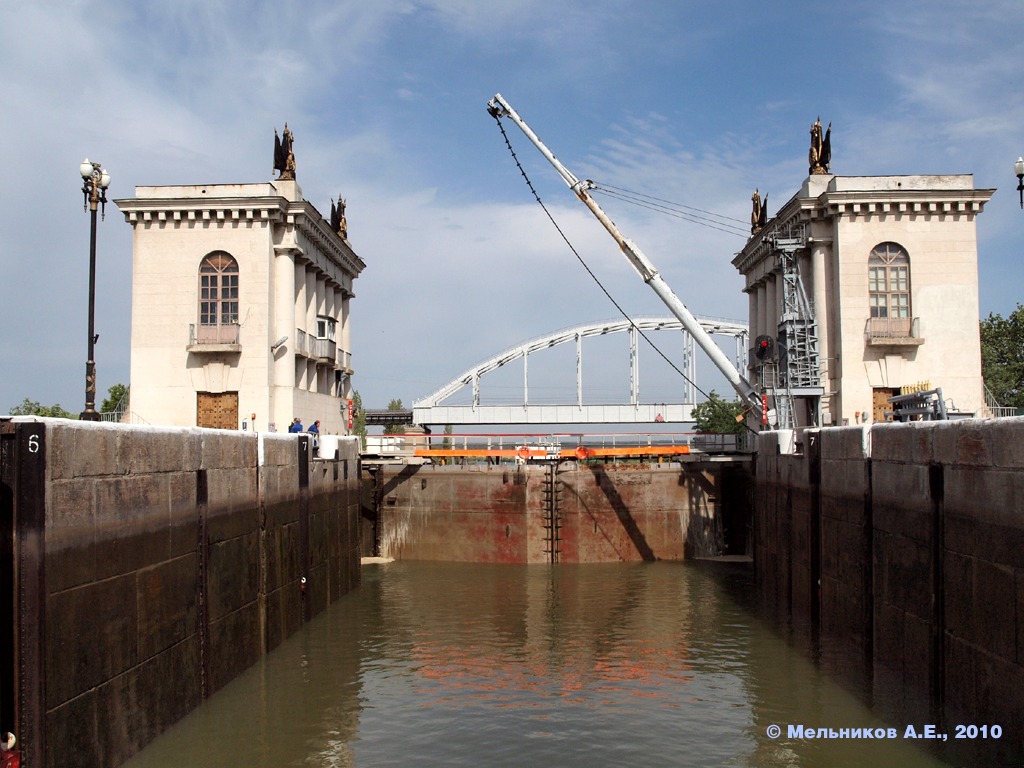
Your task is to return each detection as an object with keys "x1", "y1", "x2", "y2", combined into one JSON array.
[{"x1": 487, "y1": 93, "x2": 761, "y2": 411}]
